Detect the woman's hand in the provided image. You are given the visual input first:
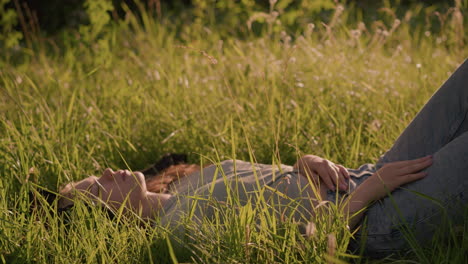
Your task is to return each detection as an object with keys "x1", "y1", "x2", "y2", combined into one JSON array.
[
  {"x1": 294, "y1": 155, "x2": 350, "y2": 191},
  {"x1": 343, "y1": 155, "x2": 433, "y2": 229},
  {"x1": 367, "y1": 155, "x2": 433, "y2": 200}
]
